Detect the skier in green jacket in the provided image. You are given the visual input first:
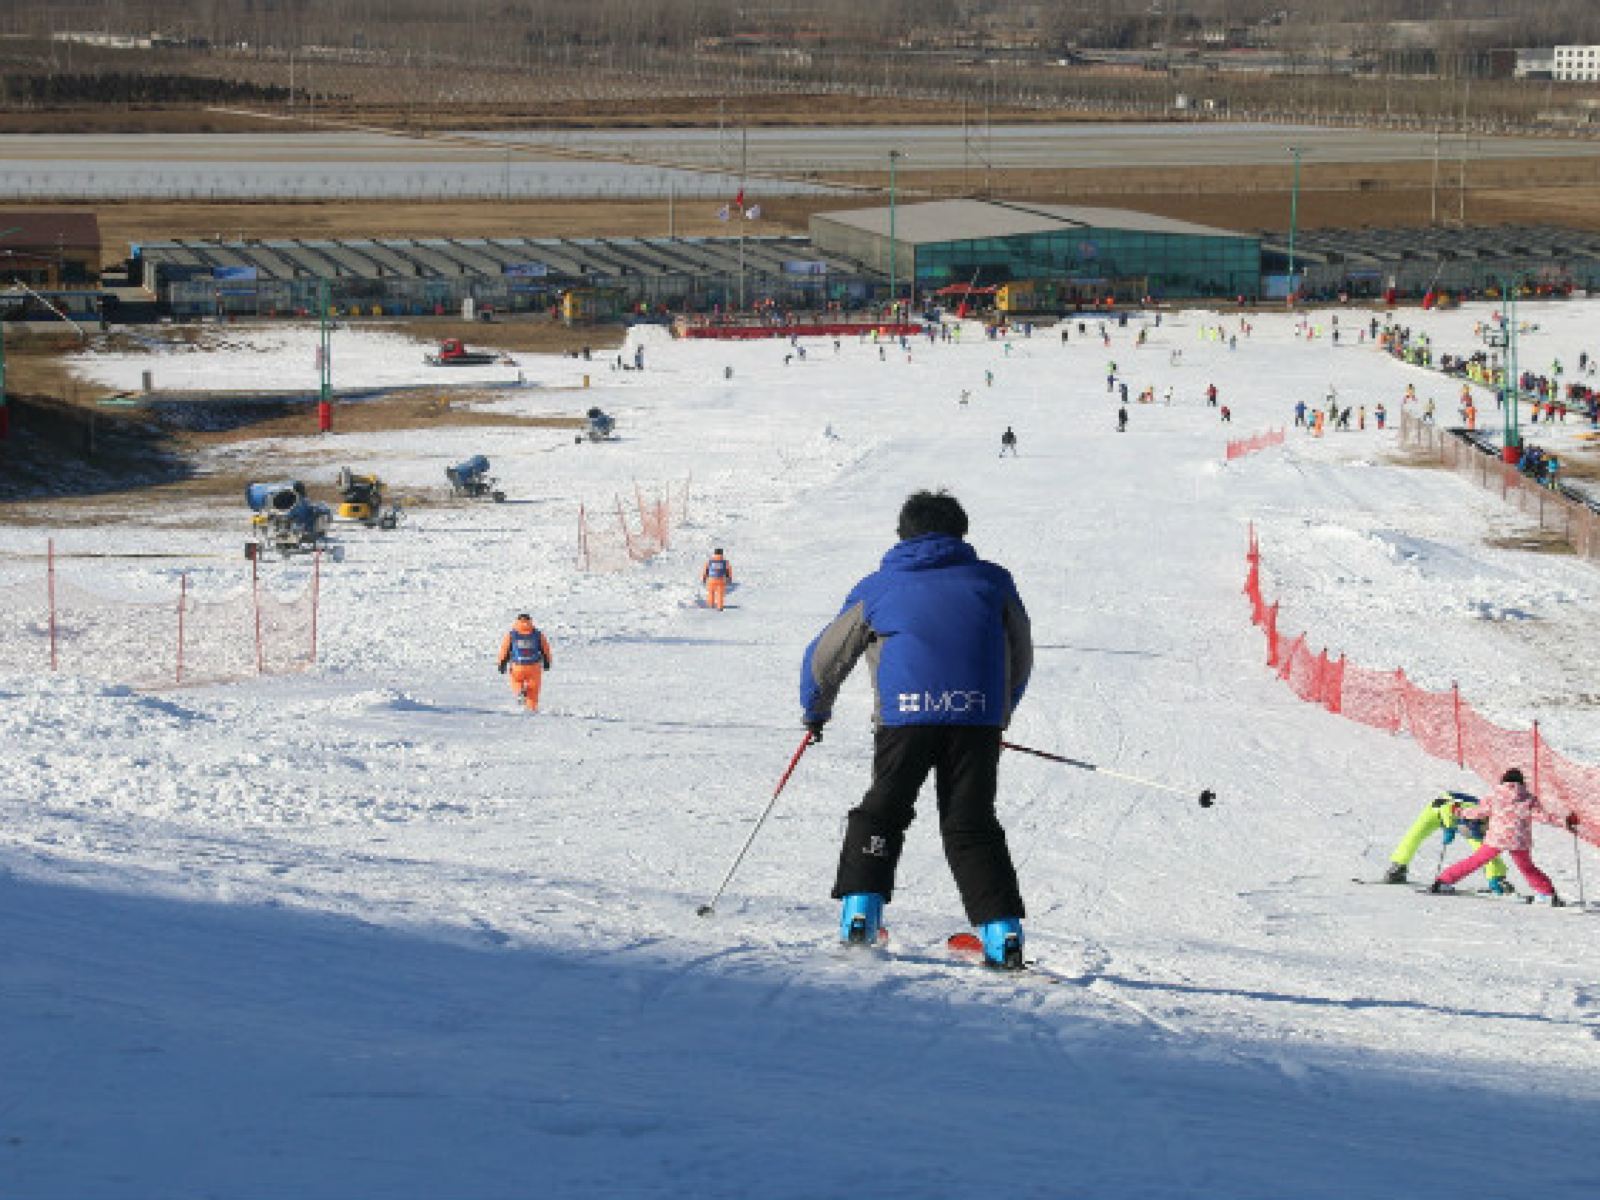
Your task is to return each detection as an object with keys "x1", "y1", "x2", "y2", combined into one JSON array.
[{"x1": 1383, "y1": 789, "x2": 1511, "y2": 892}]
